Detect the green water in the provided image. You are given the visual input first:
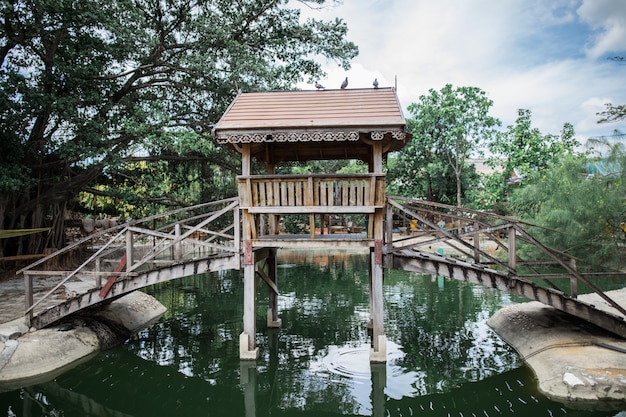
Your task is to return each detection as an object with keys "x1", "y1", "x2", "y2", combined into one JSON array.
[{"x1": 1, "y1": 249, "x2": 624, "y2": 416}]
